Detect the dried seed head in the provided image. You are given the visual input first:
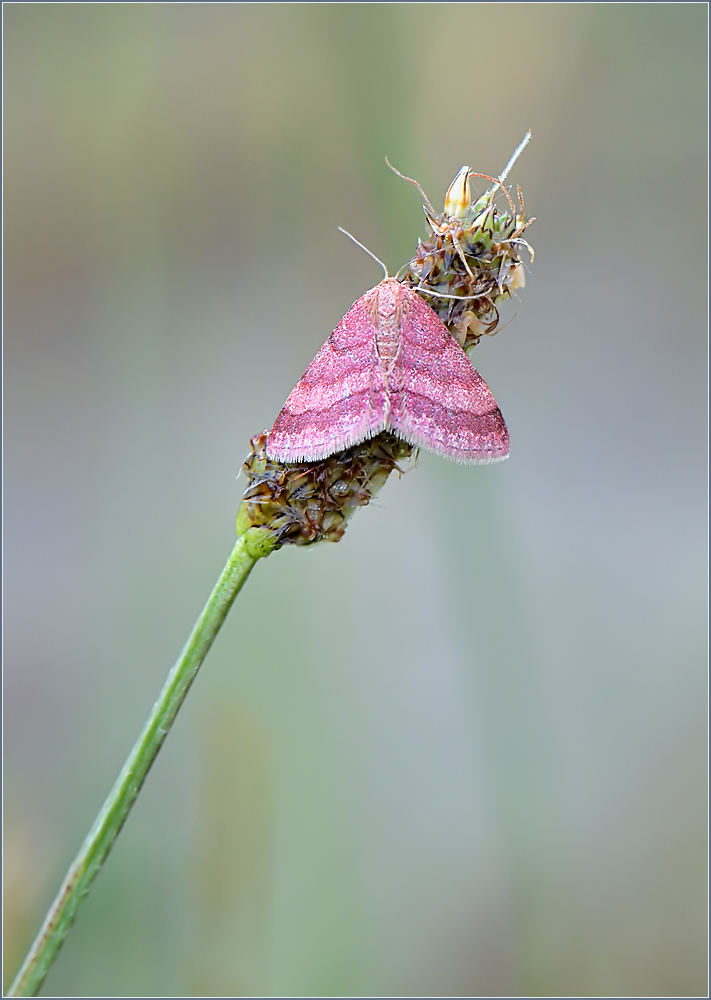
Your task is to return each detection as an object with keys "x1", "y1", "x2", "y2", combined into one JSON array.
[
  {"x1": 400, "y1": 152, "x2": 534, "y2": 352},
  {"x1": 237, "y1": 431, "x2": 415, "y2": 547}
]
